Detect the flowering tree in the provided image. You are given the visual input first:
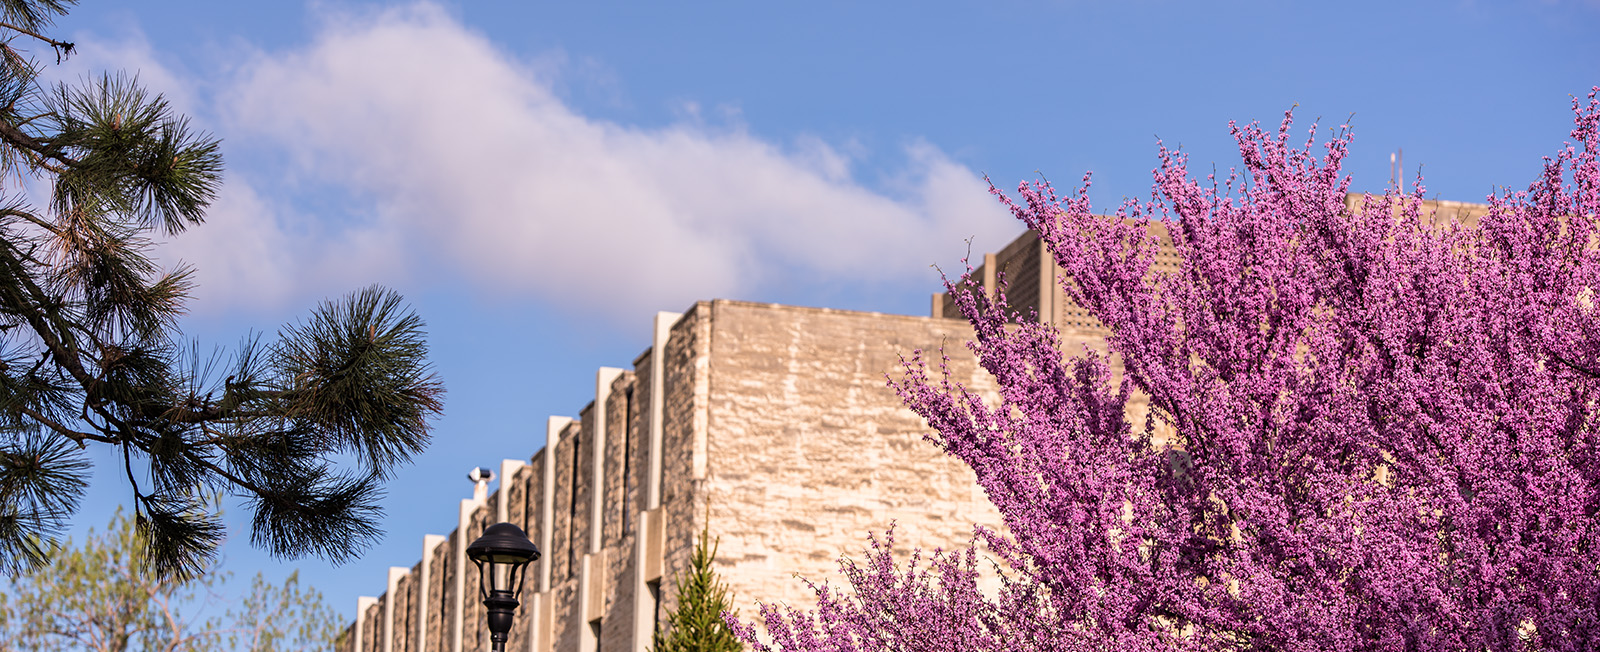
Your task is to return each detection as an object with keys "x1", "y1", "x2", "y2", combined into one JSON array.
[{"x1": 732, "y1": 91, "x2": 1600, "y2": 651}]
